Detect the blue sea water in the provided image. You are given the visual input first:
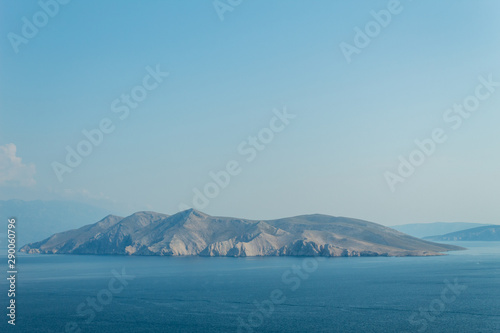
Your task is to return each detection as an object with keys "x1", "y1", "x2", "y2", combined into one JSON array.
[{"x1": 1, "y1": 242, "x2": 499, "y2": 332}]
